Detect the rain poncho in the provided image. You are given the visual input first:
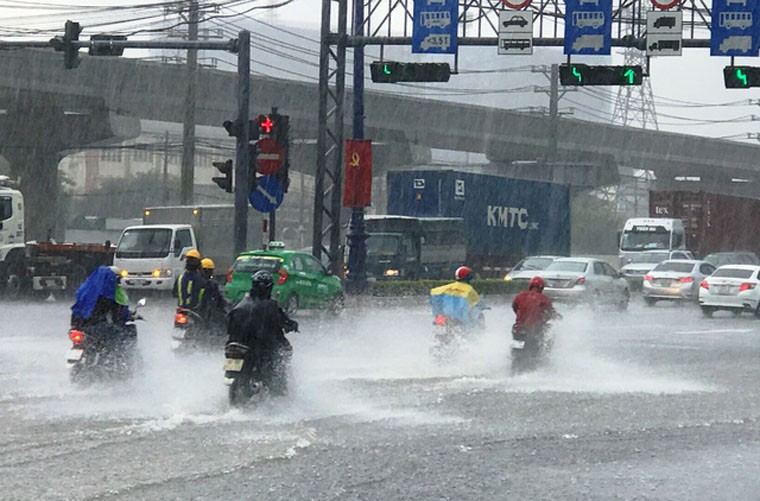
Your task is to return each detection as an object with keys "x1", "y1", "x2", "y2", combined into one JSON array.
[
  {"x1": 429, "y1": 281, "x2": 481, "y2": 324},
  {"x1": 71, "y1": 266, "x2": 129, "y2": 324}
]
